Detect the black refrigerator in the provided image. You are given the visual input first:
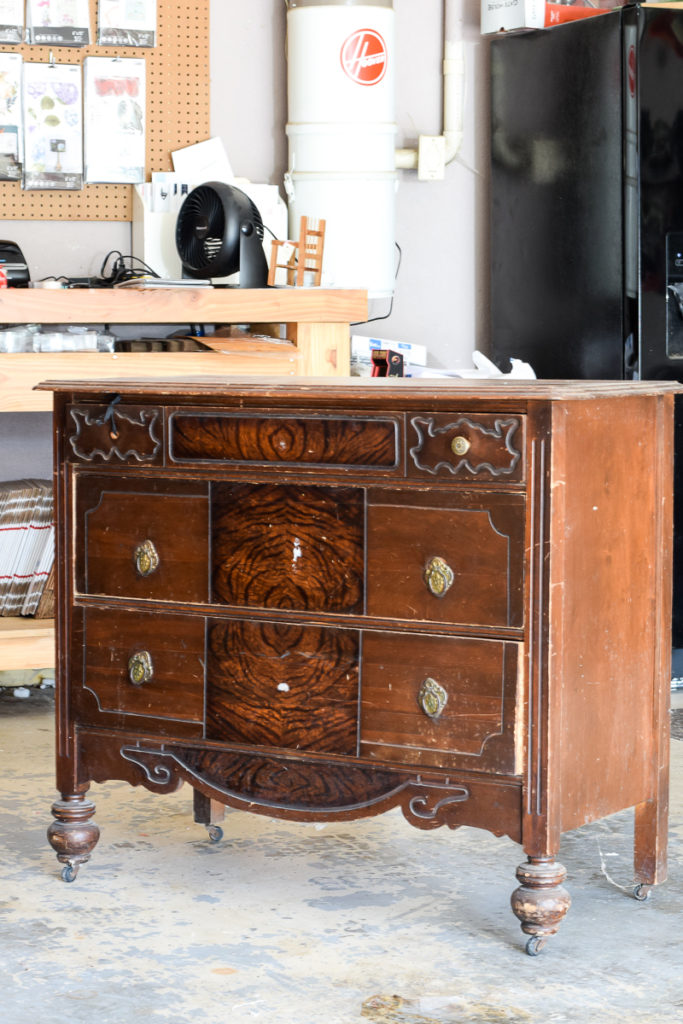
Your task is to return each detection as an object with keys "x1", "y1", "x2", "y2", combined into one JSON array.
[{"x1": 490, "y1": 3, "x2": 683, "y2": 650}]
